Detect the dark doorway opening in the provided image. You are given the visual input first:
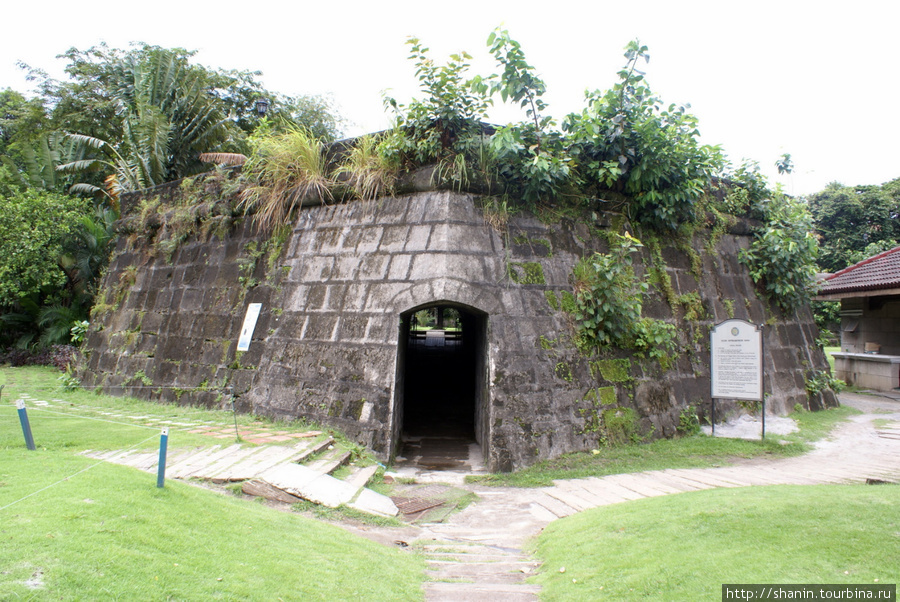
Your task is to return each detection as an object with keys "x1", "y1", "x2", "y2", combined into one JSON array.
[{"x1": 393, "y1": 303, "x2": 488, "y2": 471}]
